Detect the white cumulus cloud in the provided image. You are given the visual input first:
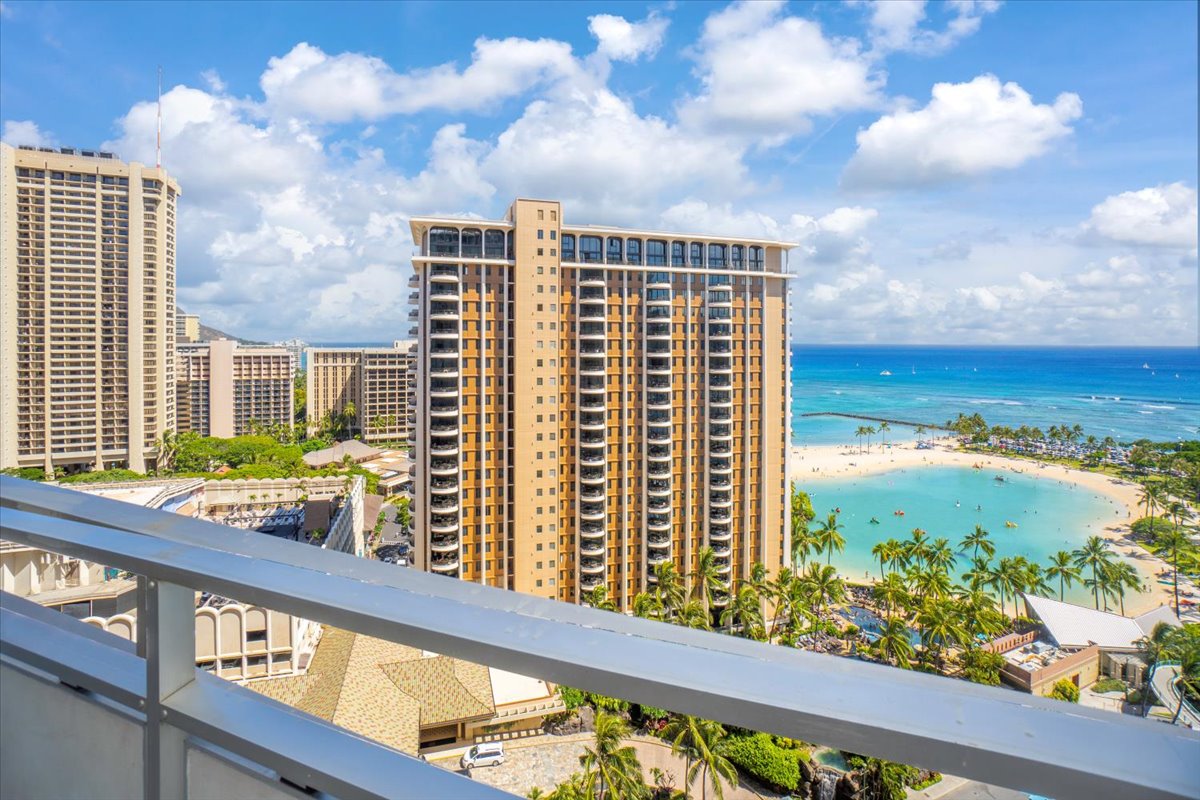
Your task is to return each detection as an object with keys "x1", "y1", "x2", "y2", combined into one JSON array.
[
  {"x1": 2, "y1": 119, "x2": 56, "y2": 147},
  {"x1": 588, "y1": 11, "x2": 669, "y2": 62},
  {"x1": 843, "y1": 74, "x2": 1082, "y2": 189},
  {"x1": 1082, "y1": 183, "x2": 1198, "y2": 251},
  {"x1": 856, "y1": 0, "x2": 1001, "y2": 56}
]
